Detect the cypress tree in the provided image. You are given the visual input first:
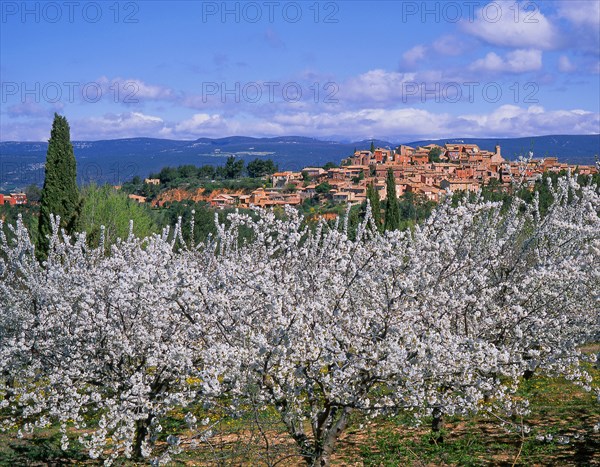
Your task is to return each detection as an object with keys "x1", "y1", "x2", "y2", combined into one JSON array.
[
  {"x1": 370, "y1": 141, "x2": 375, "y2": 153},
  {"x1": 366, "y1": 182, "x2": 382, "y2": 231},
  {"x1": 37, "y1": 113, "x2": 80, "y2": 259},
  {"x1": 384, "y1": 168, "x2": 400, "y2": 231}
]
